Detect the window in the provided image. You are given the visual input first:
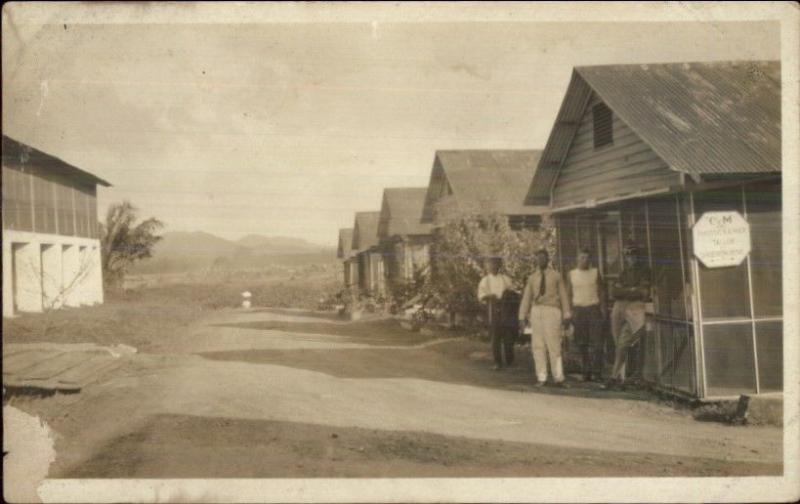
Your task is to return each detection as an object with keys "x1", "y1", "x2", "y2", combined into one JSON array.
[
  {"x1": 648, "y1": 197, "x2": 687, "y2": 320},
  {"x1": 599, "y1": 218, "x2": 621, "y2": 276},
  {"x1": 592, "y1": 102, "x2": 613, "y2": 148},
  {"x1": 756, "y1": 321, "x2": 782, "y2": 392},
  {"x1": 3, "y1": 166, "x2": 34, "y2": 231},
  {"x1": 703, "y1": 322, "x2": 757, "y2": 396},
  {"x1": 33, "y1": 172, "x2": 57, "y2": 234},
  {"x1": 745, "y1": 181, "x2": 782, "y2": 317},
  {"x1": 56, "y1": 183, "x2": 76, "y2": 236},
  {"x1": 557, "y1": 215, "x2": 577, "y2": 271}
]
